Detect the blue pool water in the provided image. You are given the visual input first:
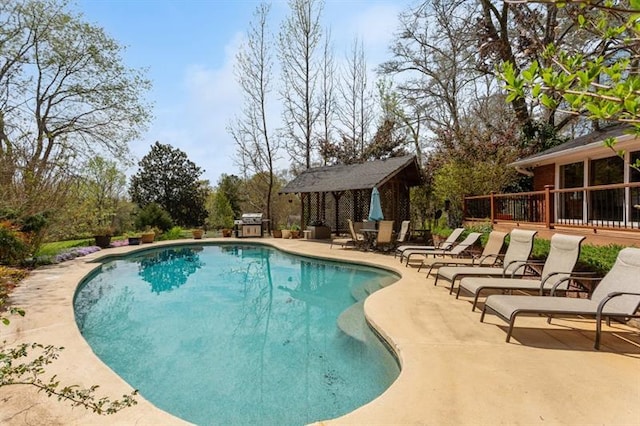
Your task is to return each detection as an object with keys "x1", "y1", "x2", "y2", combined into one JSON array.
[{"x1": 74, "y1": 244, "x2": 400, "y2": 425}]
